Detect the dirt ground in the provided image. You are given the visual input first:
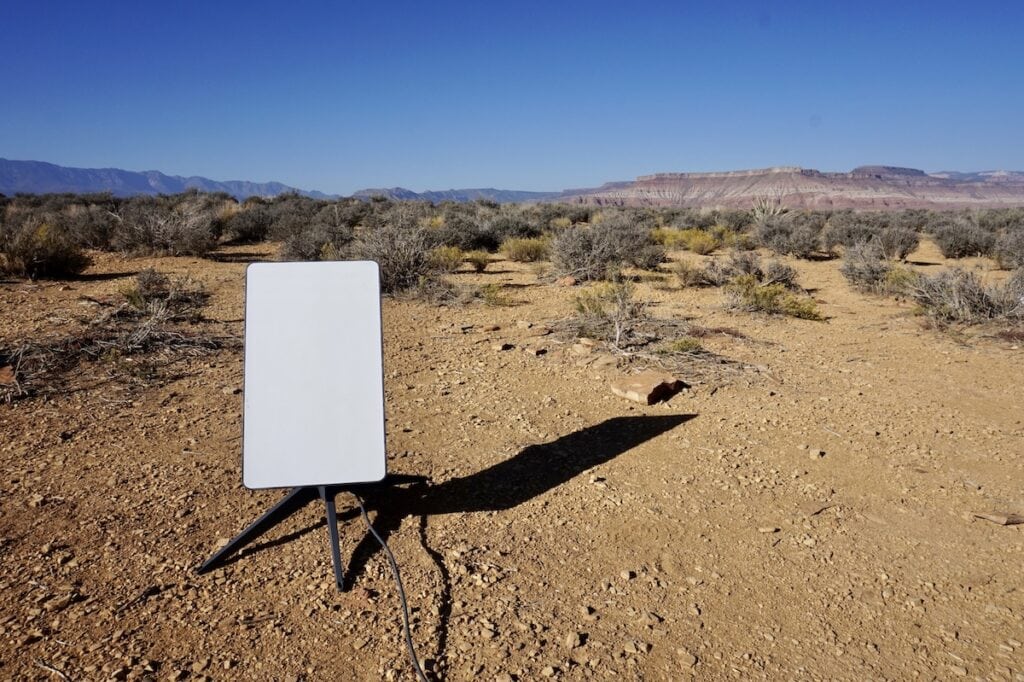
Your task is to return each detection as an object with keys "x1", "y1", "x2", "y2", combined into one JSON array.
[{"x1": 1, "y1": 241, "x2": 1022, "y2": 681}]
